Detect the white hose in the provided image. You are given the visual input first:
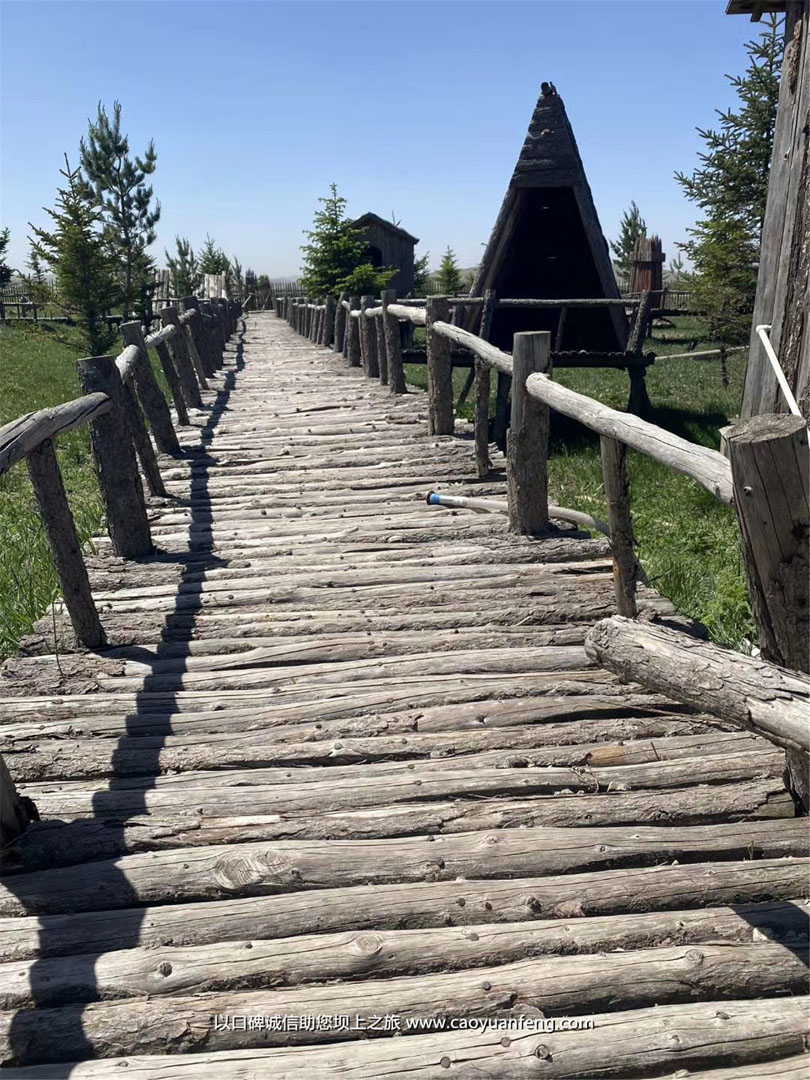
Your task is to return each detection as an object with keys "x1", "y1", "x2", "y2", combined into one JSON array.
[{"x1": 426, "y1": 491, "x2": 610, "y2": 536}]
